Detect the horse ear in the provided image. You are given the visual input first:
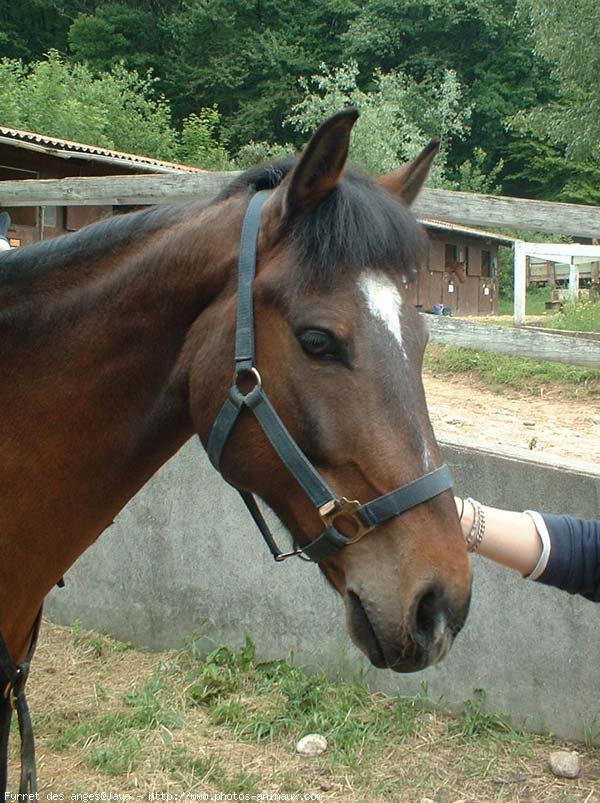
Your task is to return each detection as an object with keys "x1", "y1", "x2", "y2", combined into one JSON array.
[
  {"x1": 379, "y1": 138, "x2": 440, "y2": 206},
  {"x1": 281, "y1": 108, "x2": 359, "y2": 220}
]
